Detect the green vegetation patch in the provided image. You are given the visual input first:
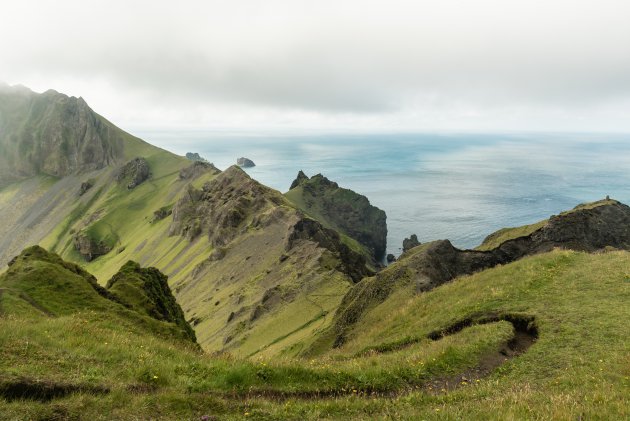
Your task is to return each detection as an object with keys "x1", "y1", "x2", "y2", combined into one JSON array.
[
  {"x1": 106, "y1": 261, "x2": 196, "y2": 342},
  {"x1": 1, "y1": 248, "x2": 628, "y2": 419}
]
